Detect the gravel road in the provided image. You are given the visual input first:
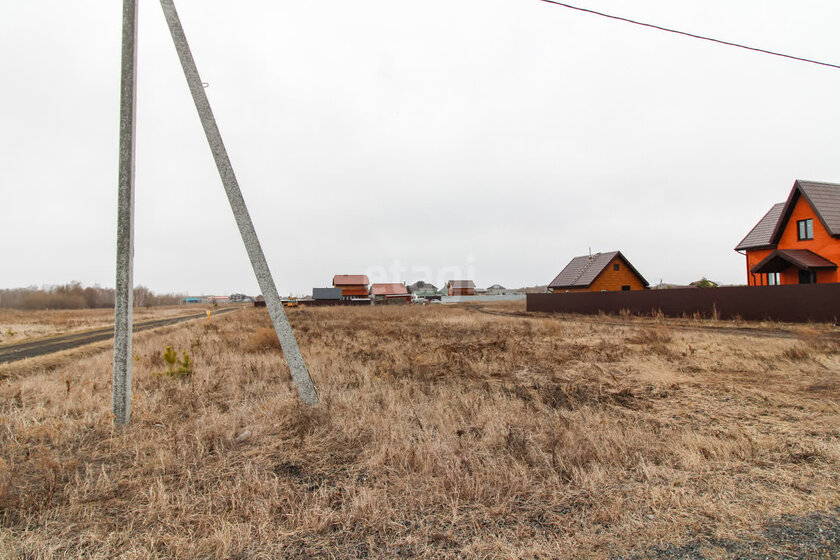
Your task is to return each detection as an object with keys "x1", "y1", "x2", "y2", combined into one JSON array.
[{"x1": 0, "y1": 306, "x2": 241, "y2": 364}]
